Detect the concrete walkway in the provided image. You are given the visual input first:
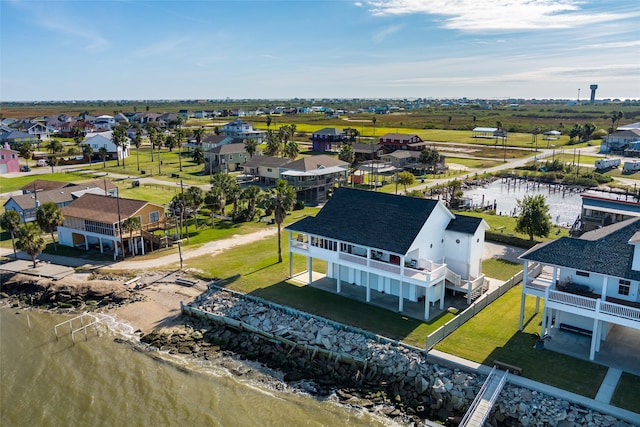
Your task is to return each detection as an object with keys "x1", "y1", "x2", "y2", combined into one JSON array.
[{"x1": 595, "y1": 368, "x2": 623, "y2": 404}]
